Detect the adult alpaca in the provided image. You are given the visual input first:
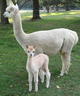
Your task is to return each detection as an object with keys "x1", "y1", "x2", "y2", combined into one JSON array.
[{"x1": 4, "y1": 4, "x2": 78, "y2": 76}]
